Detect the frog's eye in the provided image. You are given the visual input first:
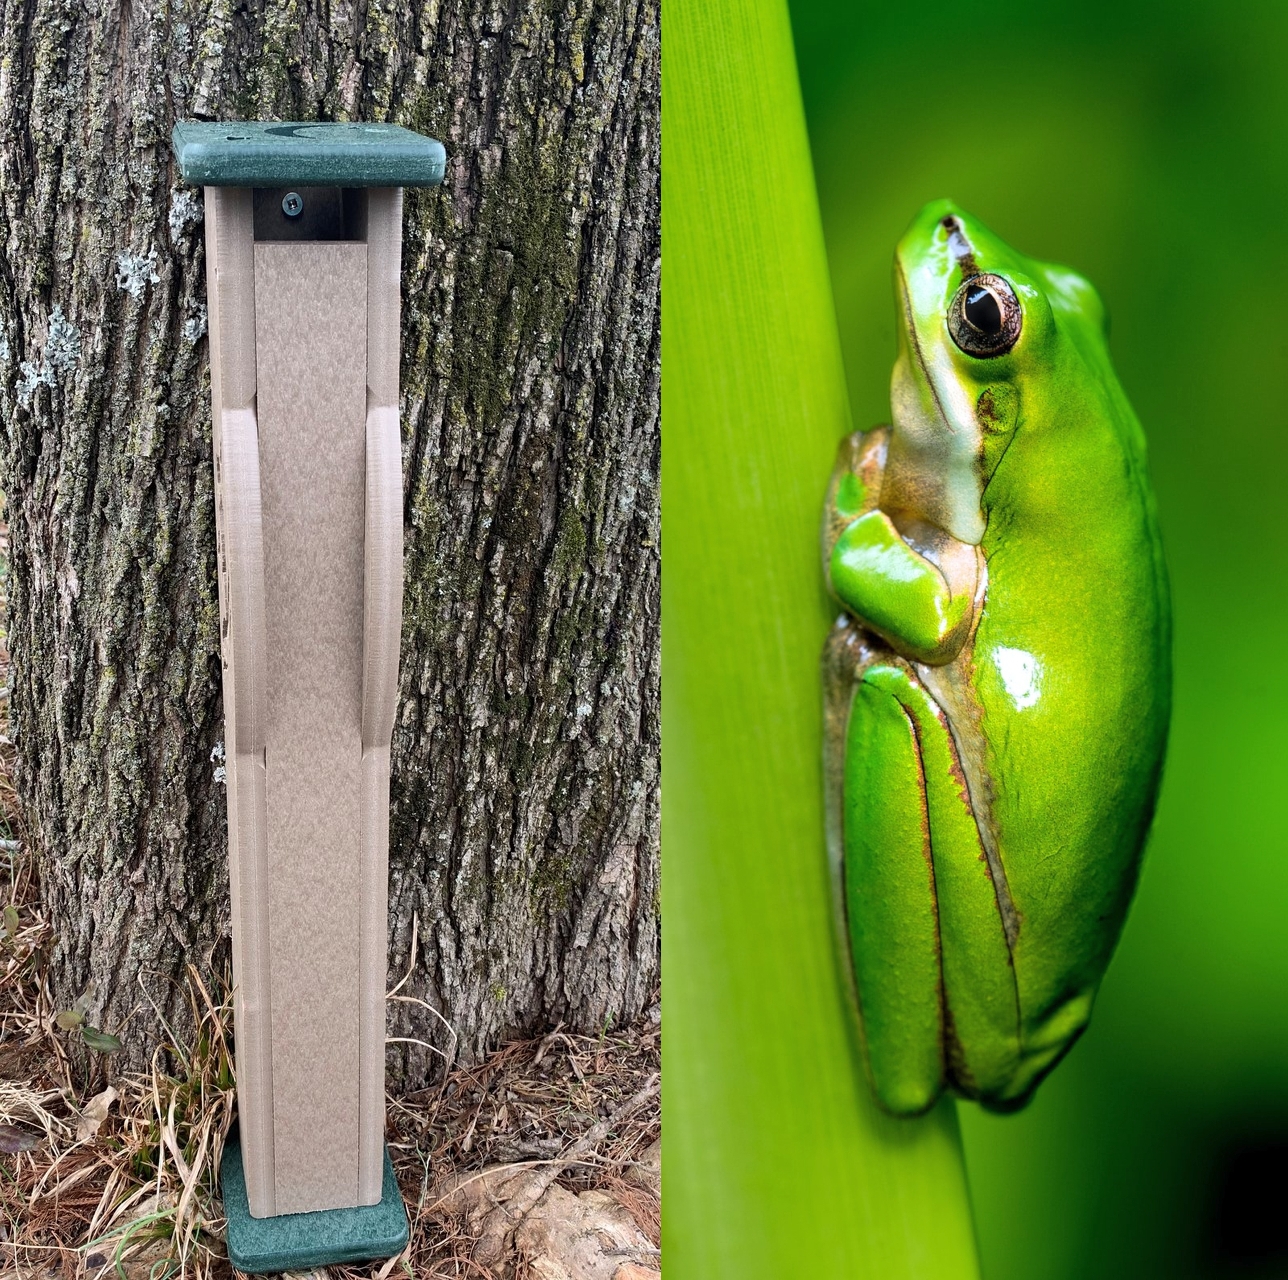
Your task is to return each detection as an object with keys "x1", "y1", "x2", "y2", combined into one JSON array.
[{"x1": 948, "y1": 274, "x2": 1022, "y2": 358}]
